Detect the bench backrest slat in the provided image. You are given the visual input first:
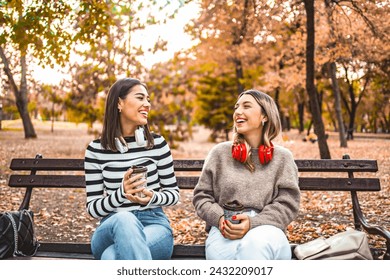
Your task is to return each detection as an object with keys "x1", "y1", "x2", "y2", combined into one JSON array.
[
  {"x1": 10, "y1": 158, "x2": 378, "y2": 172},
  {"x1": 8, "y1": 175, "x2": 380, "y2": 192},
  {"x1": 295, "y1": 159, "x2": 378, "y2": 172}
]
